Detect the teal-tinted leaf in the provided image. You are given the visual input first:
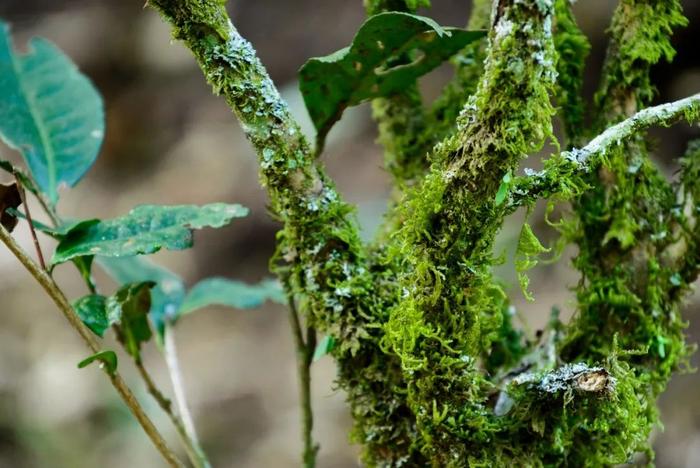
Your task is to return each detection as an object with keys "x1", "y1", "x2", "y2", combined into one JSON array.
[
  {"x1": 313, "y1": 335, "x2": 336, "y2": 362},
  {"x1": 51, "y1": 203, "x2": 249, "y2": 265},
  {"x1": 299, "y1": 12, "x2": 485, "y2": 149},
  {"x1": 177, "y1": 277, "x2": 285, "y2": 317},
  {"x1": 108, "y1": 282, "x2": 155, "y2": 361},
  {"x1": 7, "y1": 211, "x2": 97, "y2": 239},
  {"x1": 98, "y1": 256, "x2": 186, "y2": 339},
  {"x1": 0, "y1": 21, "x2": 104, "y2": 205},
  {"x1": 78, "y1": 350, "x2": 117, "y2": 376},
  {"x1": 0, "y1": 182, "x2": 21, "y2": 232},
  {"x1": 73, "y1": 294, "x2": 109, "y2": 336}
]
